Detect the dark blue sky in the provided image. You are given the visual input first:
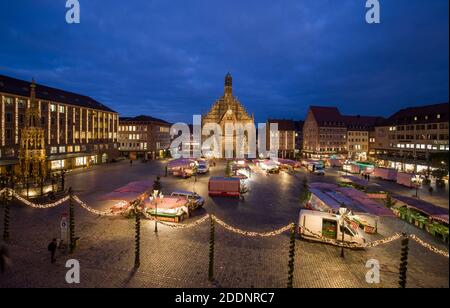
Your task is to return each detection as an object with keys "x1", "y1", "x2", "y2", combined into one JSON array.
[{"x1": 0, "y1": 0, "x2": 448, "y2": 123}]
